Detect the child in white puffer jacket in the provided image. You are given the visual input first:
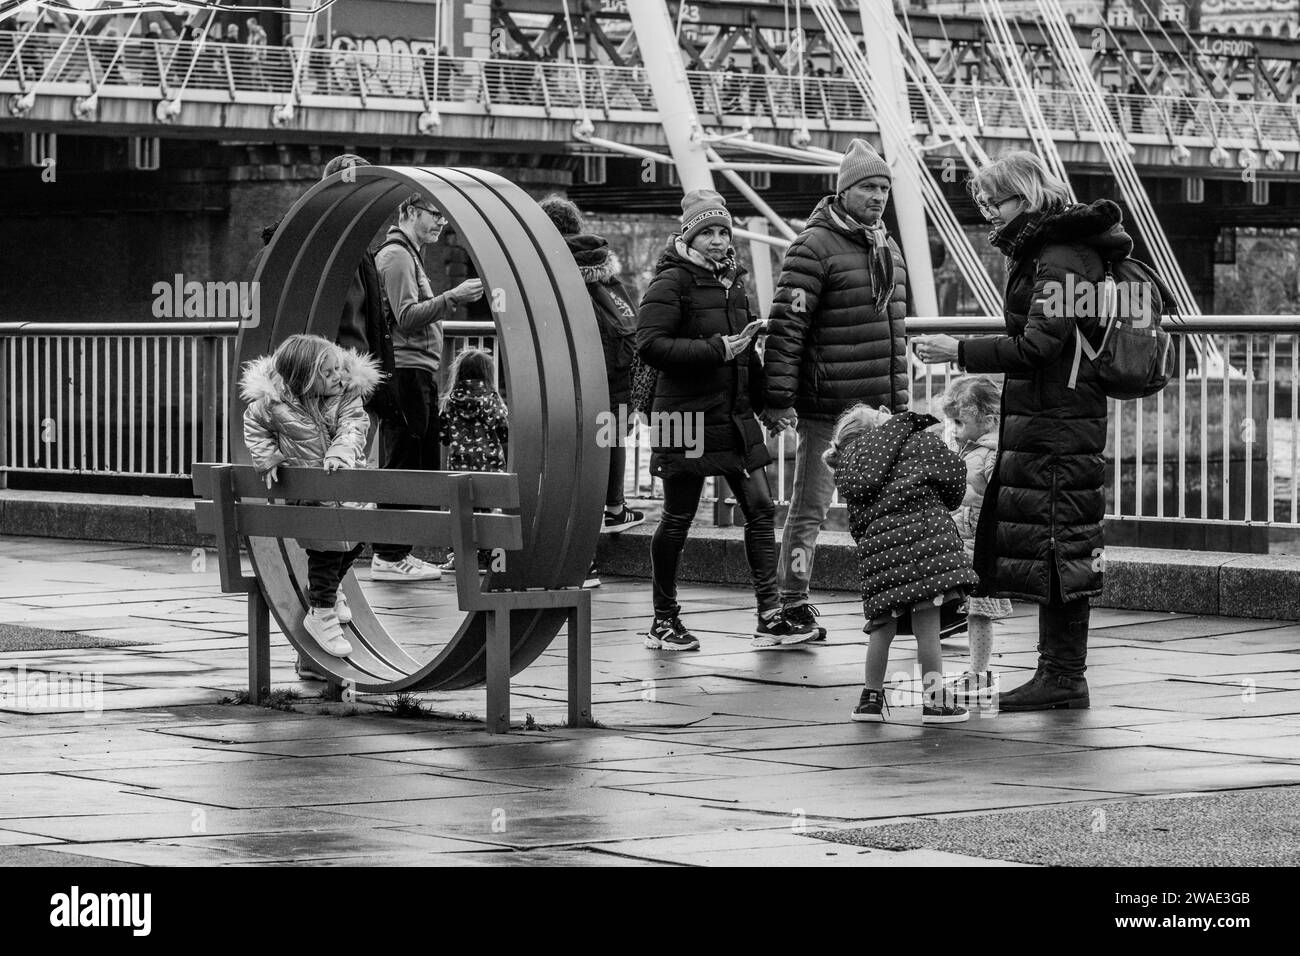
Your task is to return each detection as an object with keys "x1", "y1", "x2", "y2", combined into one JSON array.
[
  {"x1": 940, "y1": 376, "x2": 1014, "y2": 704},
  {"x1": 241, "y1": 334, "x2": 381, "y2": 661}
]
